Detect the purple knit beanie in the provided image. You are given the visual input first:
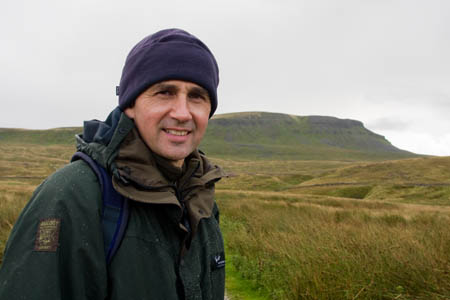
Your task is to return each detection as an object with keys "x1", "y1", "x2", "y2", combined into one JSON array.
[{"x1": 117, "y1": 29, "x2": 219, "y2": 117}]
